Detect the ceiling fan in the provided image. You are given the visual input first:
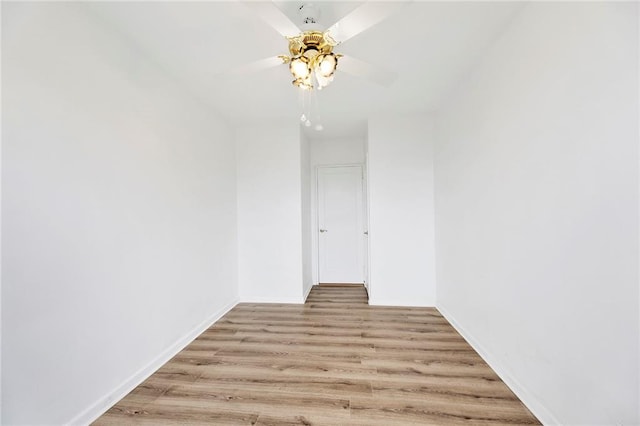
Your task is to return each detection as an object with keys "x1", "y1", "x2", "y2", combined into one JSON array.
[{"x1": 232, "y1": 1, "x2": 407, "y2": 91}]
